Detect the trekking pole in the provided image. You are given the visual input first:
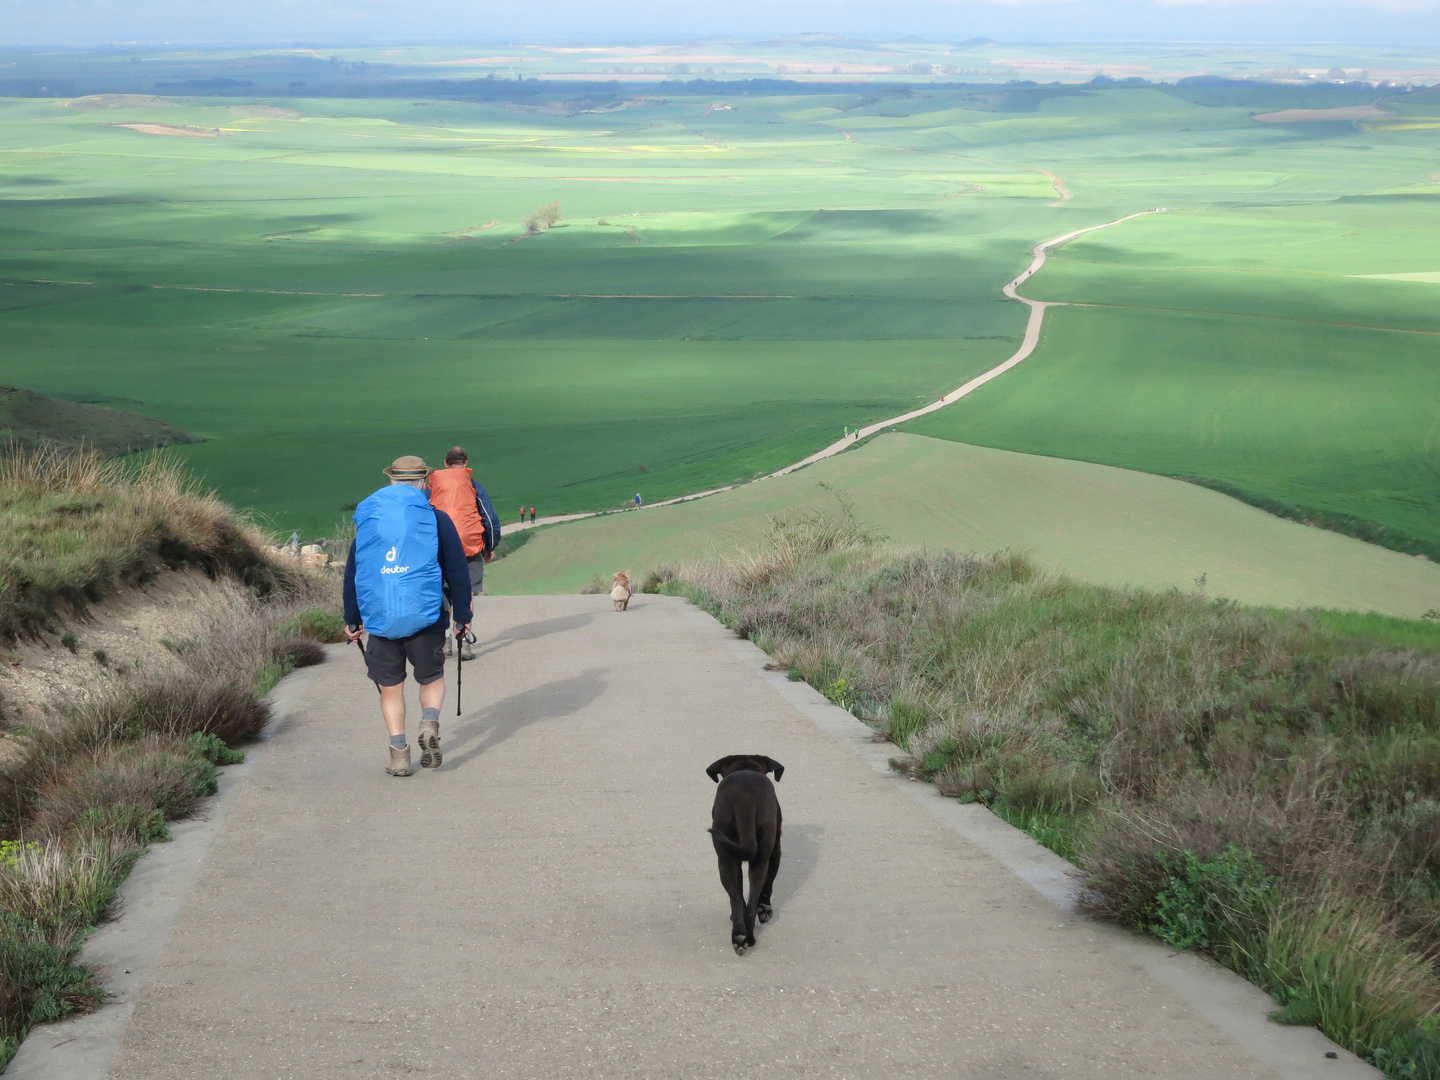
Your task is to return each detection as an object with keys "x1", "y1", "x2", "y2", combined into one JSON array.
[{"x1": 455, "y1": 626, "x2": 476, "y2": 717}]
